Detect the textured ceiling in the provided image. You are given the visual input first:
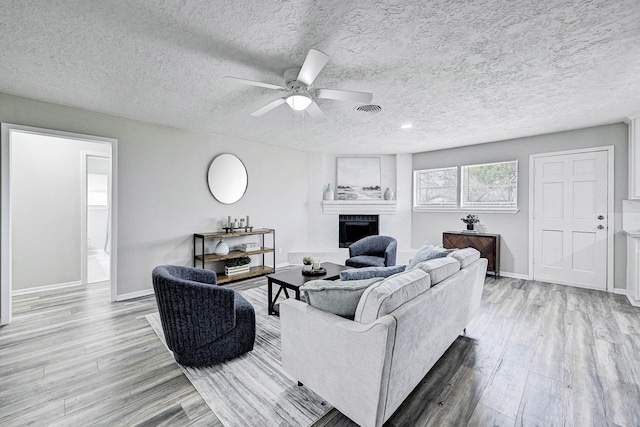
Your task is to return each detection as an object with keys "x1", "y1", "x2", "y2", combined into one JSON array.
[{"x1": 1, "y1": 0, "x2": 639, "y2": 154}]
